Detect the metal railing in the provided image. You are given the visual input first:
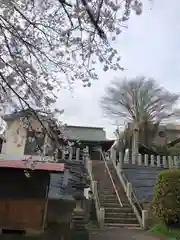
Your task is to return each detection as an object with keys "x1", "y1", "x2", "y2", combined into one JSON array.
[
  {"x1": 110, "y1": 150, "x2": 143, "y2": 227},
  {"x1": 92, "y1": 180, "x2": 105, "y2": 228},
  {"x1": 121, "y1": 170, "x2": 143, "y2": 222},
  {"x1": 100, "y1": 150, "x2": 123, "y2": 207}
]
